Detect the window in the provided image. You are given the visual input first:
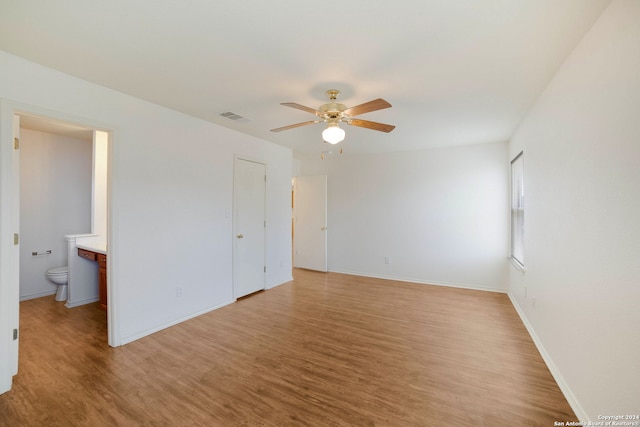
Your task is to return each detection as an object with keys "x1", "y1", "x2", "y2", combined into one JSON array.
[{"x1": 511, "y1": 152, "x2": 524, "y2": 268}]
